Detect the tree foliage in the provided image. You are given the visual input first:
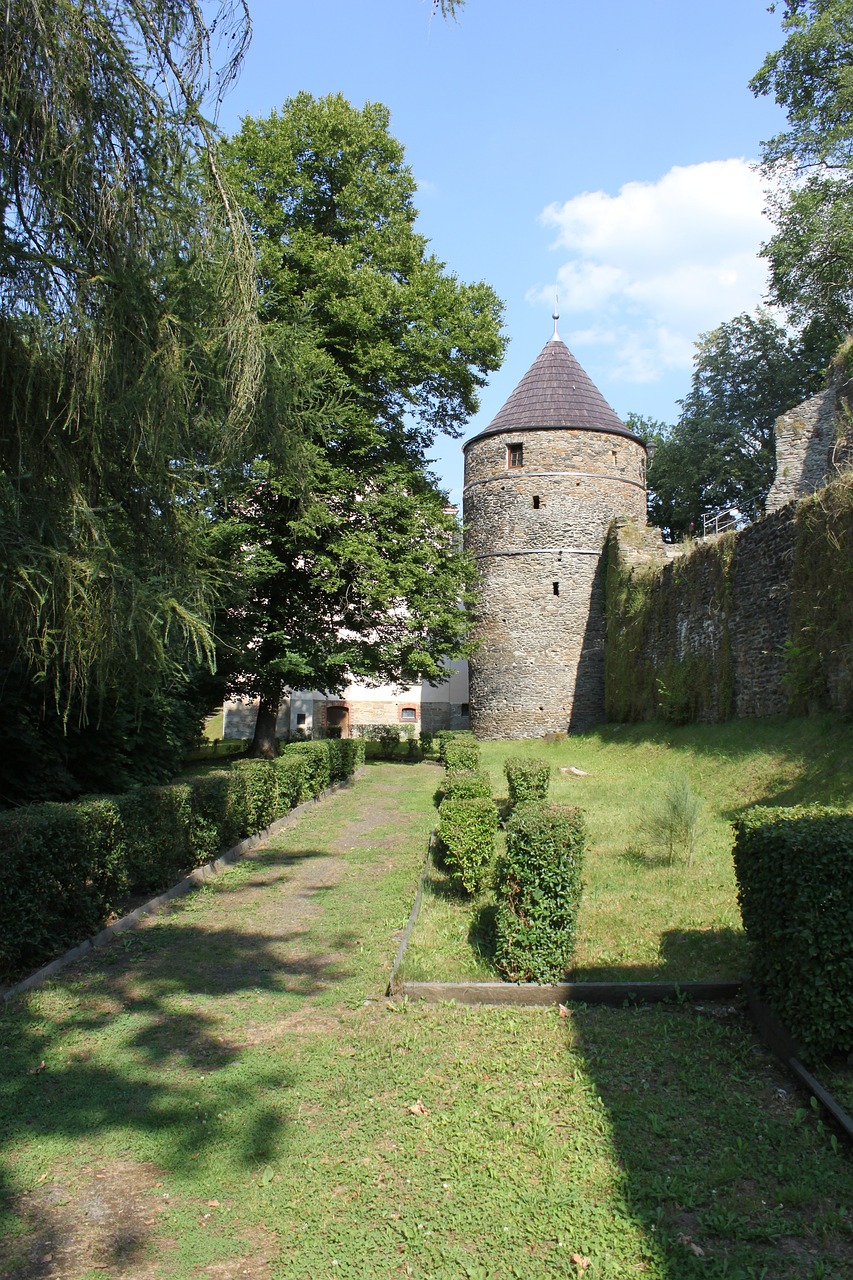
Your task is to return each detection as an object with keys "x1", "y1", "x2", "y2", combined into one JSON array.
[
  {"x1": 220, "y1": 94, "x2": 505, "y2": 754},
  {"x1": 0, "y1": 0, "x2": 261, "y2": 724},
  {"x1": 641, "y1": 311, "x2": 832, "y2": 539},
  {"x1": 752, "y1": 0, "x2": 853, "y2": 332}
]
